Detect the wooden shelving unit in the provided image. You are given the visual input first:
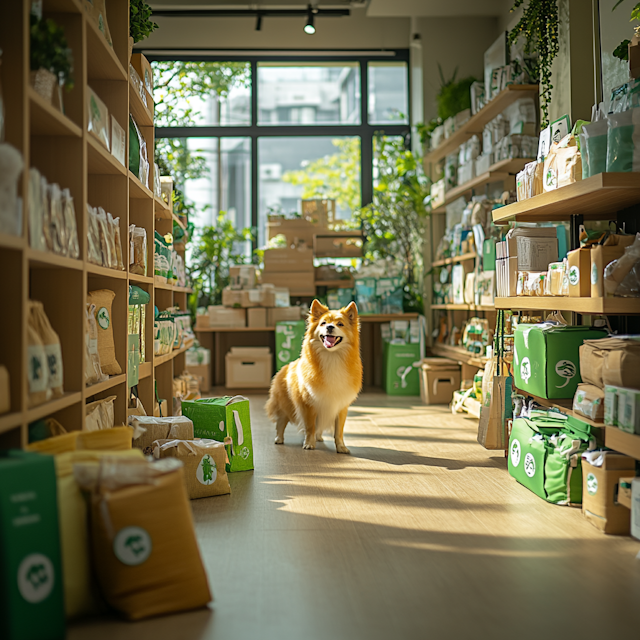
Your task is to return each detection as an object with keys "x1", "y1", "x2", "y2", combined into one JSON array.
[
  {"x1": 604, "y1": 427, "x2": 640, "y2": 461},
  {"x1": 0, "y1": 0, "x2": 190, "y2": 449},
  {"x1": 432, "y1": 303, "x2": 495, "y2": 312},
  {"x1": 424, "y1": 85, "x2": 539, "y2": 166},
  {"x1": 431, "y1": 344, "x2": 487, "y2": 369},
  {"x1": 495, "y1": 297, "x2": 640, "y2": 314},
  {"x1": 432, "y1": 253, "x2": 477, "y2": 268}
]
